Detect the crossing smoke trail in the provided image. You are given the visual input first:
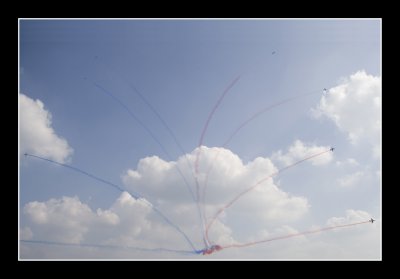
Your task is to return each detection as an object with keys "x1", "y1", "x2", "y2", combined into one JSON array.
[
  {"x1": 221, "y1": 220, "x2": 371, "y2": 251},
  {"x1": 92, "y1": 81, "x2": 206, "y2": 248},
  {"x1": 205, "y1": 148, "x2": 332, "y2": 243},
  {"x1": 126, "y1": 83, "x2": 205, "y2": 245},
  {"x1": 92, "y1": 57, "x2": 196, "y2": 185},
  {"x1": 20, "y1": 240, "x2": 197, "y2": 256},
  {"x1": 24, "y1": 153, "x2": 197, "y2": 252},
  {"x1": 200, "y1": 89, "x2": 322, "y2": 225},
  {"x1": 193, "y1": 75, "x2": 241, "y2": 246},
  {"x1": 89, "y1": 55, "x2": 205, "y2": 245},
  {"x1": 223, "y1": 90, "x2": 321, "y2": 149},
  {"x1": 195, "y1": 76, "x2": 241, "y2": 175},
  {"x1": 93, "y1": 83, "x2": 196, "y2": 203},
  {"x1": 129, "y1": 83, "x2": 196, "y2": 179}
]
